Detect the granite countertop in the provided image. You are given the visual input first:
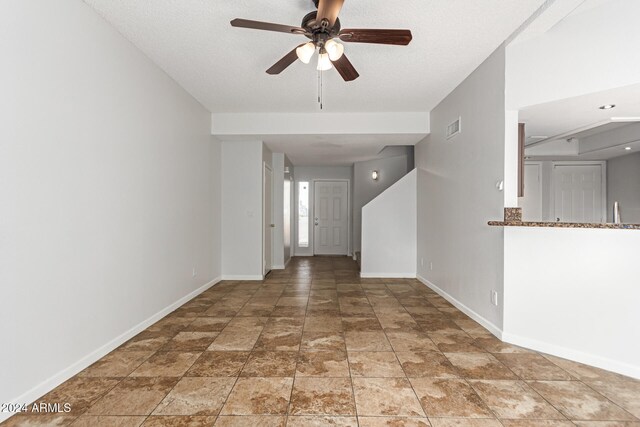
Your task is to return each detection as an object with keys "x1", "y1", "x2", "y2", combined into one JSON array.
[{"x1": 488, "y1": 220, "x2": 640, "y2": 230}]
